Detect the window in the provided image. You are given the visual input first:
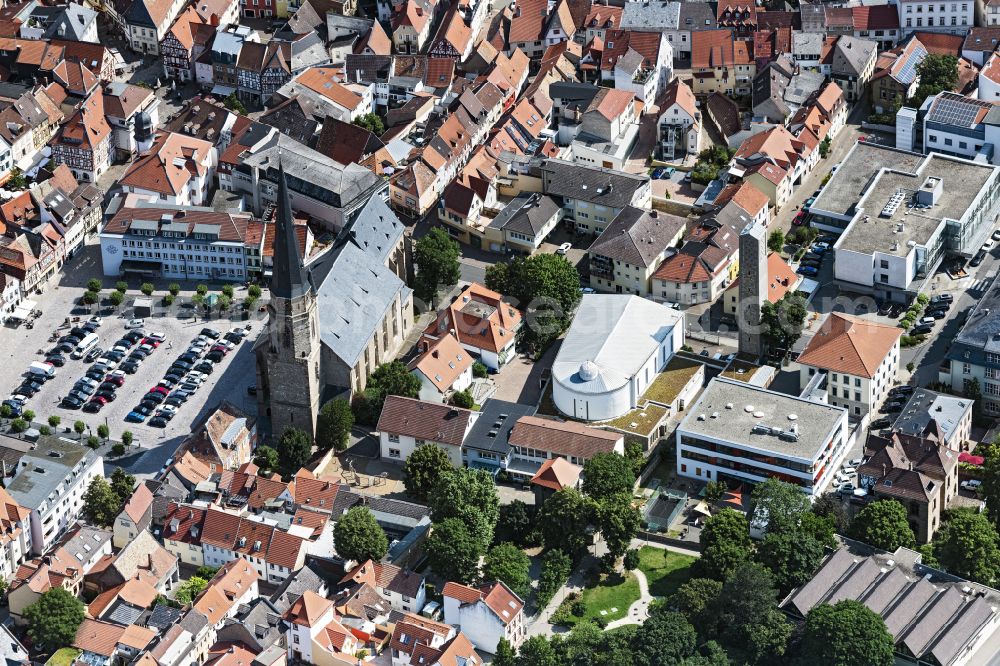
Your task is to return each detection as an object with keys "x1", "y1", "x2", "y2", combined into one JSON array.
[
  {"x1": 855, "y1": 378, "x2": 861, "y2": 387},
  {"x1": 944, "y1": 138, "x2": 953, "y2": 146},
  {"x1": 388, "y1": 448, "x2": 401, "y2": 458},
  {"x1": 388, "y1": 434, "x2": 400, "y2": 443},
  {"x1": 855, "y1": 392, "x2": 861, "y2": 402},
  {"x1": 880, "y1": 260, "x2": 889, "y2": 269},
  {"x1": 963, "y1": 362, "x2": 971, "y2": 374}
]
